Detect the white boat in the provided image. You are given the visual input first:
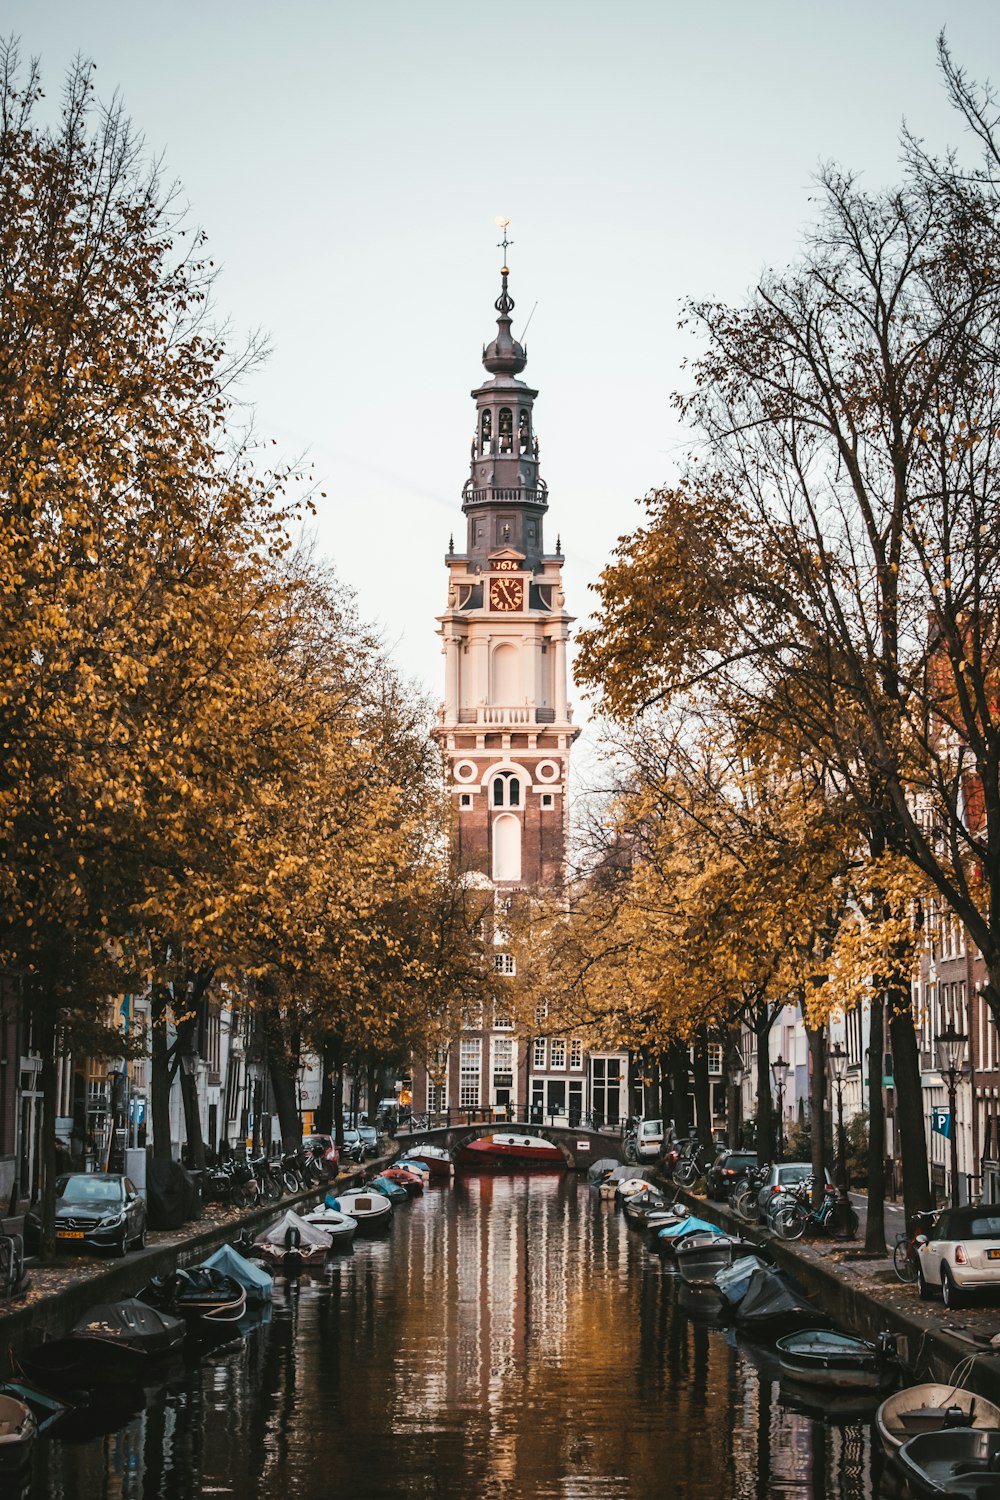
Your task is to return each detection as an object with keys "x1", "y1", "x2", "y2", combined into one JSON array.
[
  {"x1": 302, "y1": 1206, "x2": 358, "y2": 1250},
  {"x1": 402, "y1": 1144, "x2": 454, "y2": 1179},
  {"x1": 336, "y1": 1190, "x2": 393, "y2": 1234},
  {"x1": 254, "y1": 1210, "x2": 330, "y2": 1270},
  {"x1": 598, "y1": 1166, "x2": 654, "y2": 1201},
  {"x1": 614, "y1": 1177, "x2": 655, "y2": 1202},
  {"x1": 676, "y1": 1234, "x2": 741, "y2": 1286},
  {"x1": 876, "y1": 1382, "x2": 1000, "y2": 1456}
]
